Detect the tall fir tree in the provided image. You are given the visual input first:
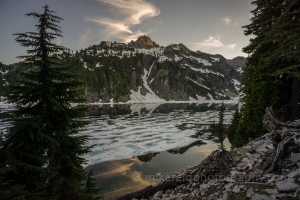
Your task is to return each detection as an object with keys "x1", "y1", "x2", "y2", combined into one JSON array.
[
  {"x1": 227, "y1": 107, "x2": 240, "y2": 147},
  {"x1": 0, "y1": 5, "x2": 99, "y2": 199},
  {"x1": 209, "y1": 103, "x2": 226, "y2": 150},
  {"x1": 217, "y1": 102, "x2": 226, "y2": 131},
  {"x1": 233, "y1": 0, "x2": 300, "y2": 146},
  {"x1": 85, "y1": 169, "x2": 102, "y2": 199},
  {"x1": 267, "y1": 0, "x2": 300, "y2": 119}
]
